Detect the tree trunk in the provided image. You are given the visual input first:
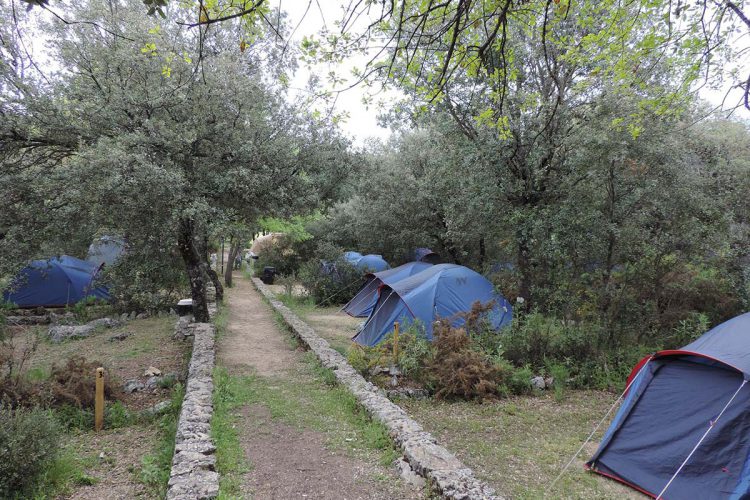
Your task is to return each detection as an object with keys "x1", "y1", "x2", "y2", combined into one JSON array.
[
  {"x1": 516, "y1": 230, "x2": 532, "y2": 311},
  {"x1": 205, "y1": 267, "x2": 224, "y2": 302},
  {"x1": 177, "y1": 218, "x2": 210, "y2": 323},
  {"x1": 224, "y1": 238, "x2": 241, "y2": 287},
  {"x1": 194, "y1": 231, "x2": 224, "y2": 302}
]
